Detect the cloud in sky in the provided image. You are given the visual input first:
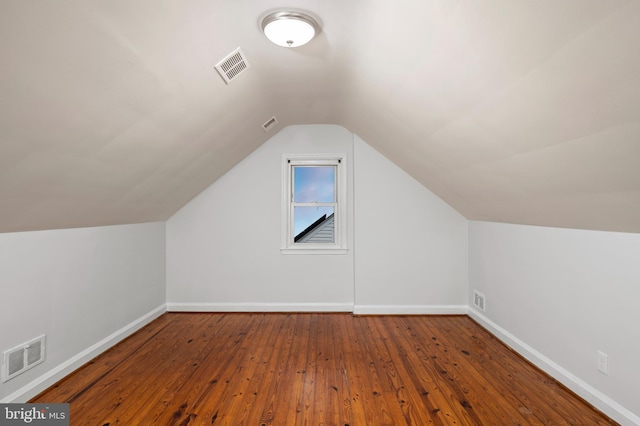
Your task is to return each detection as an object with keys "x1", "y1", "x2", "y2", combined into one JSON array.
[{"x1": 293, "y1": 166, "x2": 335, "y2": 203}]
